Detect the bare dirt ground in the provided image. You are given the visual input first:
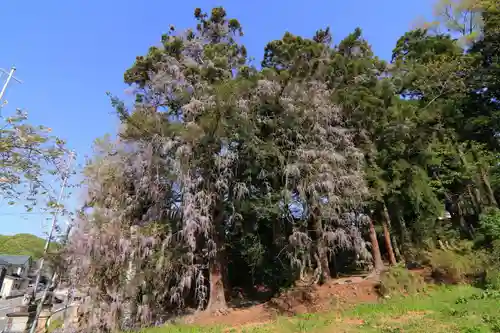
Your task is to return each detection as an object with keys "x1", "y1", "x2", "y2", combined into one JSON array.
[{"x1": 184, "y1": 274, "x2": 380, "y2": 328}]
